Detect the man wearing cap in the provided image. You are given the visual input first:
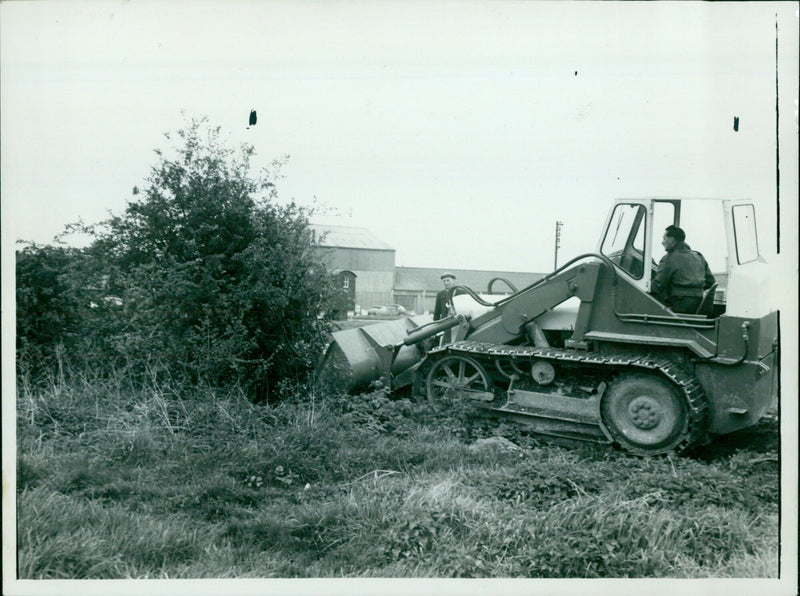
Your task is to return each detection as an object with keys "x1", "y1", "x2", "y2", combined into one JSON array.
[
  {"x1": 650, "y1": 225, "x2": 716, "y2": 314},
  {"x1": 433, "y1": 272, "x2": 458, "y2": 321}
]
